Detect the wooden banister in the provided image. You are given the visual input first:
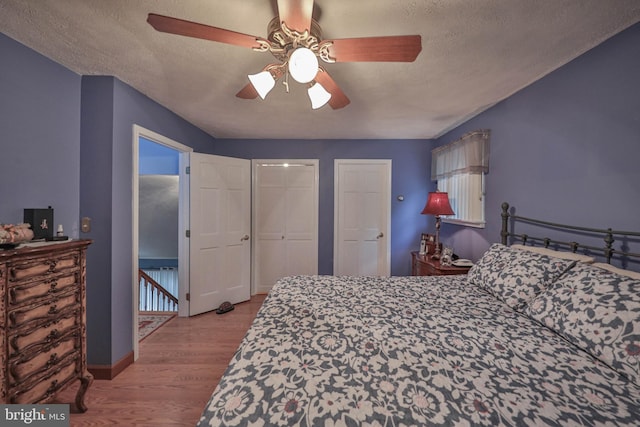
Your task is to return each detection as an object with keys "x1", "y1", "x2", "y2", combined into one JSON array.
[{"x1": 138, "y1": 269, "x2": 178, "y2": 312}]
